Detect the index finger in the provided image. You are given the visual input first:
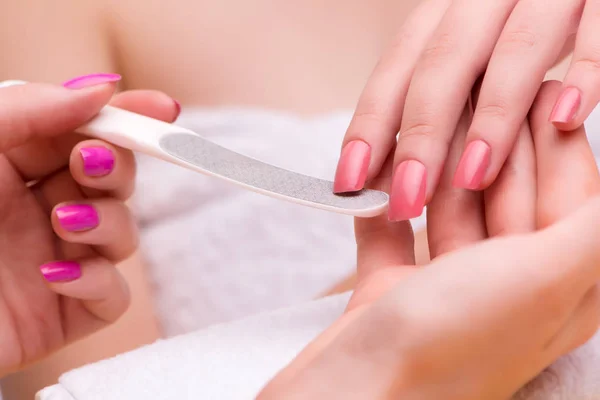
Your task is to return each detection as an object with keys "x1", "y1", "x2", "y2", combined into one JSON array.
[{"x1": 0, "y1": 82, "x2": 115, "y2": 151}]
